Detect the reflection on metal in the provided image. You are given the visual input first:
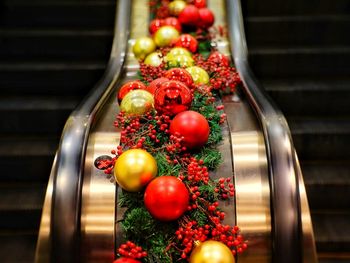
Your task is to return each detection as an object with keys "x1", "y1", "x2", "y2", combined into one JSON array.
[{"x1": 224, "y1": 98, "x2": 271, "y2": 263}]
